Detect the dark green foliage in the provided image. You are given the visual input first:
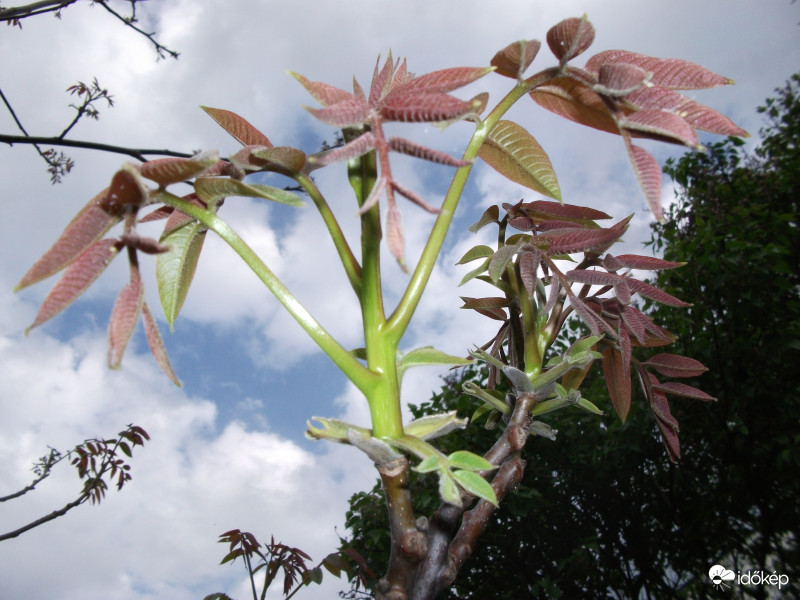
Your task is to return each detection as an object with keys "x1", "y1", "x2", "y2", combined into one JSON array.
[{"x1": 342, "y1": 74, "x2": 800, "y2": 599}]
